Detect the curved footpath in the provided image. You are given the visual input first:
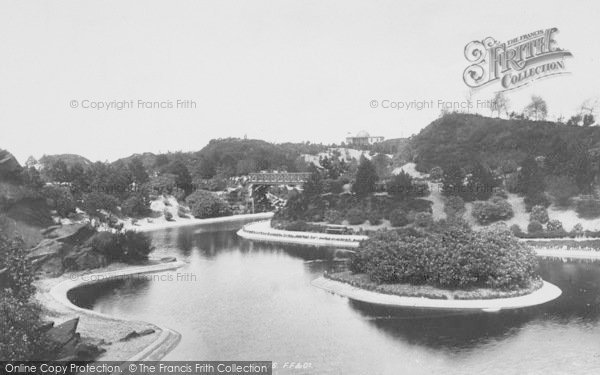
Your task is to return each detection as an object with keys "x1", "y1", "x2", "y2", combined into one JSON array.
[
  {"x1": 39, "y1": 213, "x2": 274, "y2": 363},
  {"x1": 312, "y1": 276, "x2": 562, "y2": 312},
  {"x1": 237, "y1": 220, "x2": 368, "y2": 248},
  {"x1": 38, "y1": 260, "x2": 186, "y2": 362}
]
